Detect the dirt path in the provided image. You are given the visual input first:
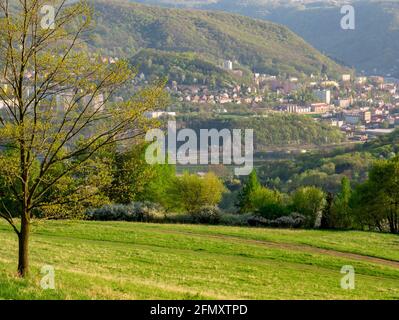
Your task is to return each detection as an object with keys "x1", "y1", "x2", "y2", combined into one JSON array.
[{"x1": 155, "y1": 229, "x2": 399, "y2": 269}]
